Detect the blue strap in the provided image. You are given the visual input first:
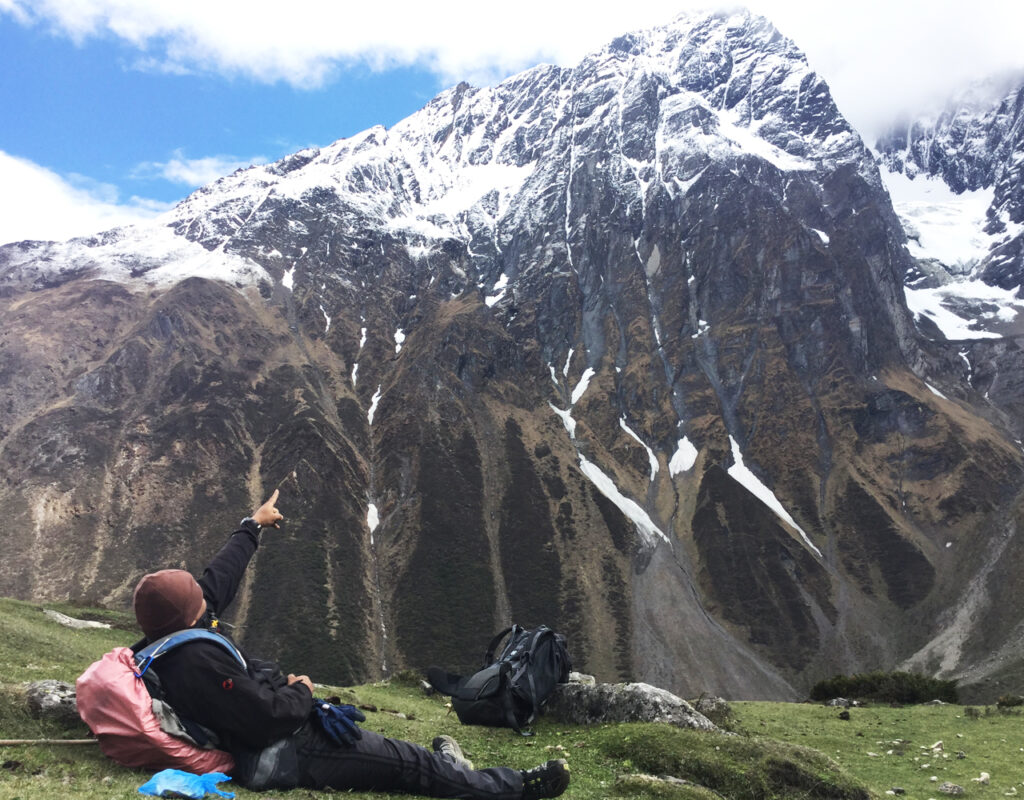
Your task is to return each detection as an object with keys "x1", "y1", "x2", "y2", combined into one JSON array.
[{"x1": 134, "y1": 629, "x2": 246, "y2": 678}]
